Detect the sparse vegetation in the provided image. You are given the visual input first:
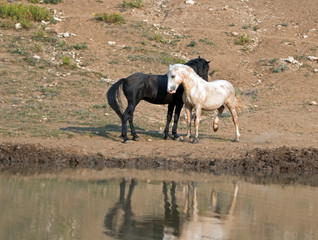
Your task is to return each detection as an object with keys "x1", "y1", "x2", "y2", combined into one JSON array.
[
  {"x1": 122, "y1": 0, "x2": 144, "y2": 9},
  {"x1": 161, "y1": 54, "x2": 186, "y2": 65},
  {"x1": 61, "y1": 55, "x2": 71, "y2": 66},
  {"x1": 0, "y1": 0, "x2": 316, "y2": 146},
  {"x1": 235, "y1": 33, "x2": 251, "y2": 45},
  {"x1": 0, "y1": 3, "x2": 53, "y2": 29},
  {"x1": 72, "y1": 42, "x2": 88, "y2": 50},
  {"x1": 94, "y1": 12, "x2": 125, "y2": 24},
  {"x1": 28, "y1": 0, "x2": 63, "y2": 4},
  {"x1": 199, "y1": 38, "x2": 216, "y2": 47},
  {"x1": 187, "y1": 40, "x2": 197, "y2": 47},
  {"x1": 253, "y1": 26, "x2": 260, "y2": 31},
  {"x1": 148, "y1": 33, "x2": 167, "y2": 44},
  {"x1": 273, "y1": 65, "x2": 288, "y2": 73}
]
